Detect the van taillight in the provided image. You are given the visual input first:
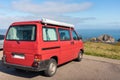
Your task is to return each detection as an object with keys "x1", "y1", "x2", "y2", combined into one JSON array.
[
  {"x1": 34, "y1": 54, "x2": 41, "y2": 62},
  {"x1": 32, "y1": 54, "x2": 41, "y2": 67}
]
